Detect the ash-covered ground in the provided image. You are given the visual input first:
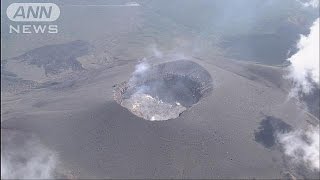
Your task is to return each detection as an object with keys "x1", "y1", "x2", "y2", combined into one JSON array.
[{"x1": 1, "y1": 0, "x2": 319, "y2": 179}]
